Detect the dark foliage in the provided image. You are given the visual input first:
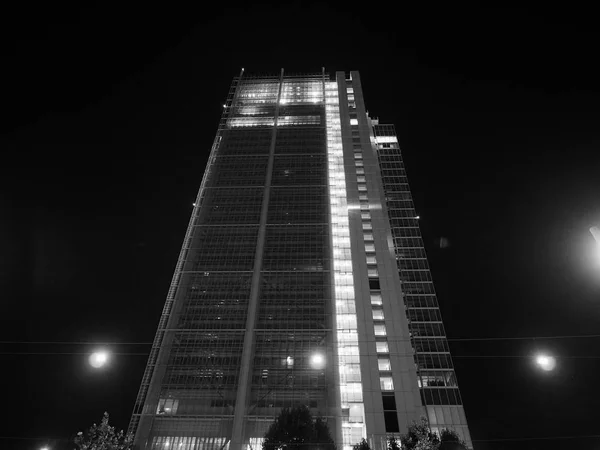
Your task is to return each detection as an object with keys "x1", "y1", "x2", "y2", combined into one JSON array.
[{"x1": 262, "y1": 405, "x2": 336, "y2": 450}]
